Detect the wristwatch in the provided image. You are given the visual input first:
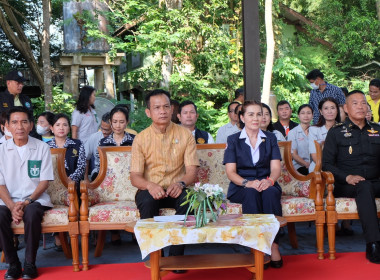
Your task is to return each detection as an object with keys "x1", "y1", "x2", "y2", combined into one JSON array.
[
  {"x1": 178, "y1": 181, "x2": 186, "y2": 189},
  {"x1": 25, "y1": 197, "x2": 34, "y2": 204},
  {"x1": 241, "y1": 179, "x2": 249, "y2": 187}
]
